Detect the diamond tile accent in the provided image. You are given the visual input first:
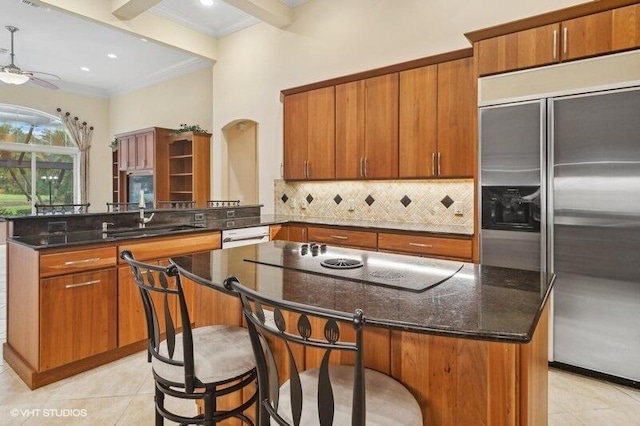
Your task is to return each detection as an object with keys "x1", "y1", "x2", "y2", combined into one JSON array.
[
  {"x1": 400, "y1": 195, "x2": 412, "y2": 208},
  {"x1": 365, "y1": 195, "x2": 375, "y2": 206},
  {"x1": 334, "y1": 194, "x2": 342, "y2": 205},
  {"x1": 281, "y1": 194, "x2": 289, "y2": 203},
  {"x1": 441, "y1": 195, "x2": 454, "y2": 209},
  {"x1": 306, "y1": 194, "x2": 314, "y2": 204}
]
